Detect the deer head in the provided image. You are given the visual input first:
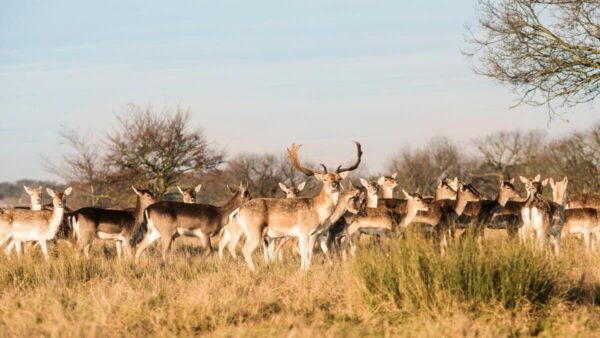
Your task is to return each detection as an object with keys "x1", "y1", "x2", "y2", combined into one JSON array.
[
  {"x1": 24, "y1": 185, "x2": 43, "y2": 210},
  {"x1": 549, "y1": 176, "x2": 568, "y2": 205},
  {"x1": 47, "y1": 187, "x2": 72, "y2": 209},
  {"x1": 132, "y1": 186, "x2": 157, "y2": 207},
  {"x1": 287, "y1": 141, "x2": 362, "y2": 195},
  {"x1": 177, "y1": 184, "x2": 202, "y2": 203},
  {"x1": 278, "y1": 181, "x2": 306, "y2": 198}
]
